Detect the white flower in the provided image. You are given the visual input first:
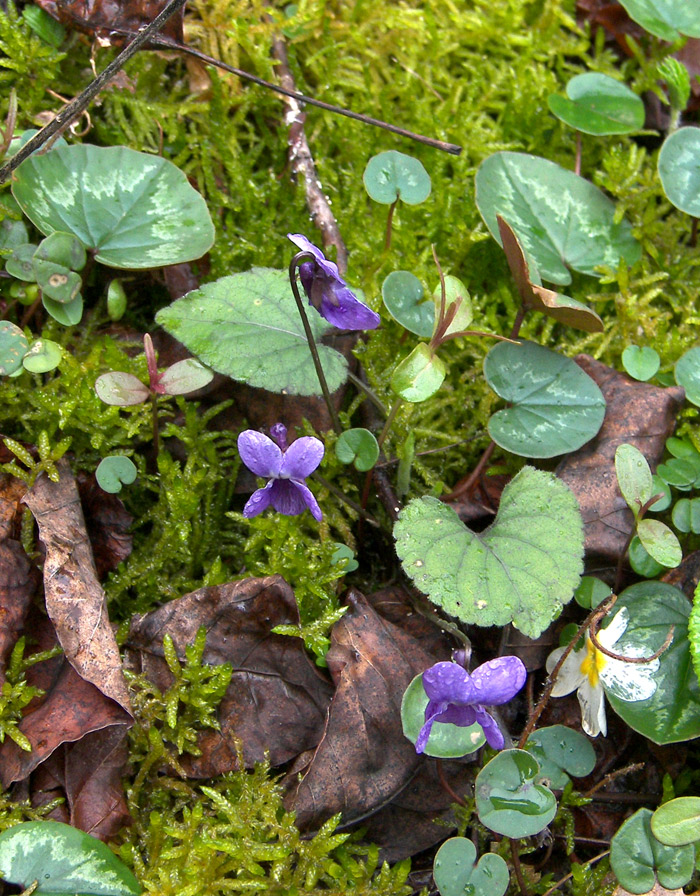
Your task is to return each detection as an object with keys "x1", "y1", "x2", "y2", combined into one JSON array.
[{"x1": 545, "y1": 608, "x2": 659, "y2": 737}]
